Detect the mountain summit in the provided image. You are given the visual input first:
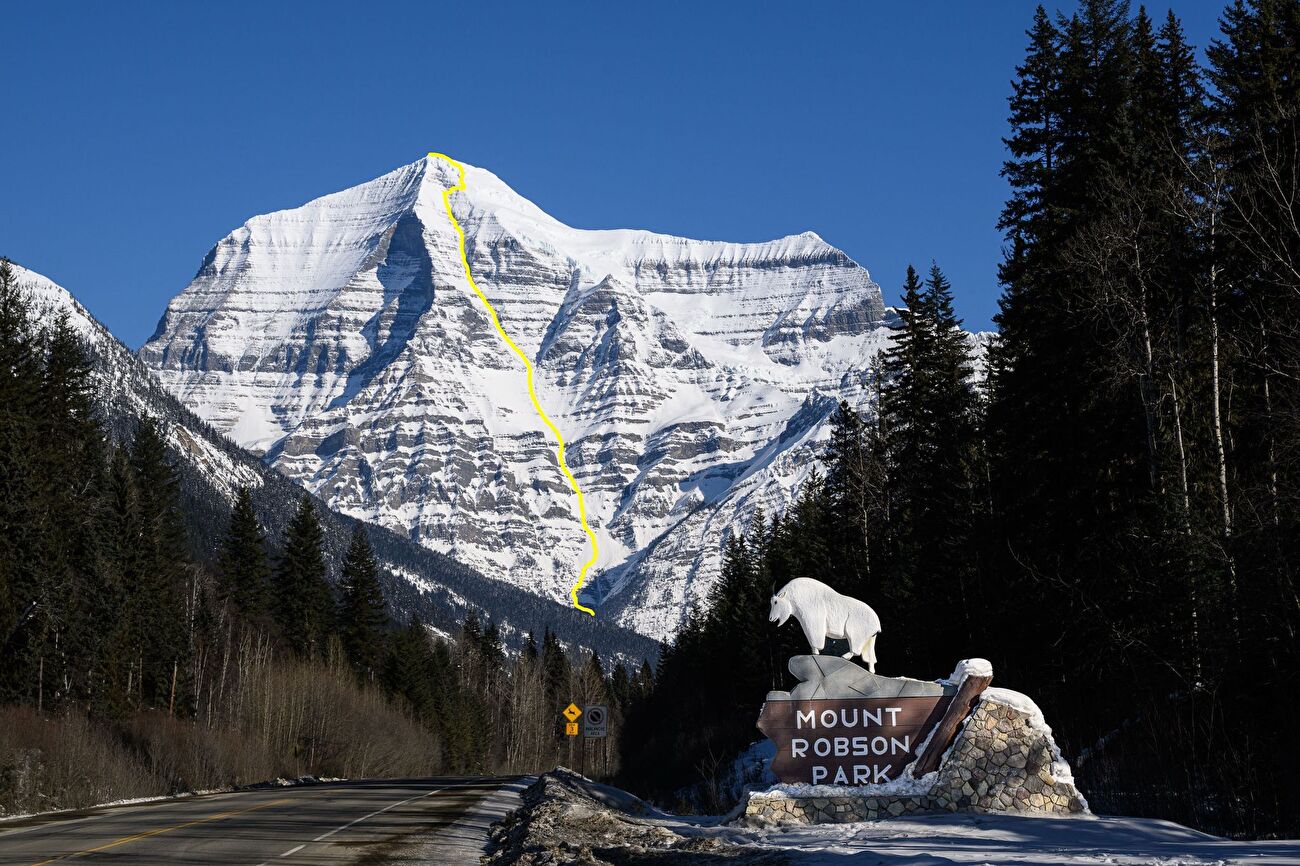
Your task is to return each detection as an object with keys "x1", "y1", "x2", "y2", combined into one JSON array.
[{"x1": 140, "y1": 155, "x2": 893, "y2": 638}]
